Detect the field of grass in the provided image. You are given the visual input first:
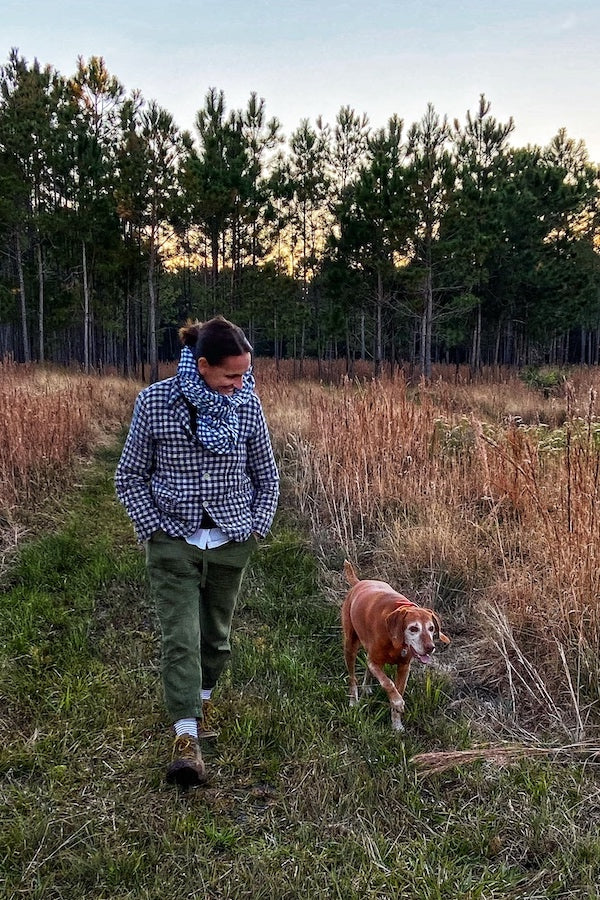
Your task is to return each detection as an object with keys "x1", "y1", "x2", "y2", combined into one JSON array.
[
  {"x1": 257, "y1": 361, "x2": 600, "y2": 741},
  {"x1": 2, "y1": 360, "x2": 600, "y2": 898}
]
